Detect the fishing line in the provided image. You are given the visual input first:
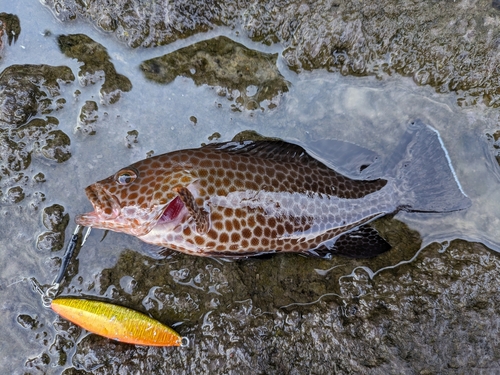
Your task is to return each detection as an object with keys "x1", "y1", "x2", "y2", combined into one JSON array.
[{"x1": 31, "y1": 225, "x2": 90, "y2": 307}]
